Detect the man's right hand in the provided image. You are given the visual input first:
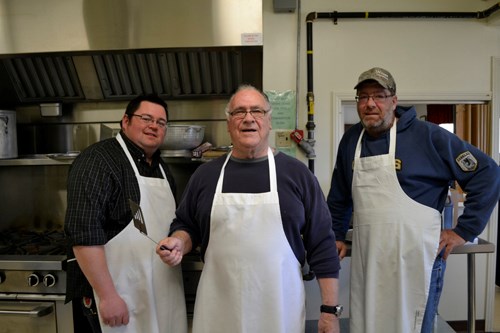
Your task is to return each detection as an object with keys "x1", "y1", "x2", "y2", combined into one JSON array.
[
  {"x1": 73, "y1": 245, "x2": 129, "y2": 326},
  {"x1": 336, "y1": 241, "x2": 348, "y2": 260},
  {"x1": 98, "y1": 293, "x2": 129, "y2": 327},
  {"x1": 156, "y1": 236, "x2": 185, "y2": 266}
]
